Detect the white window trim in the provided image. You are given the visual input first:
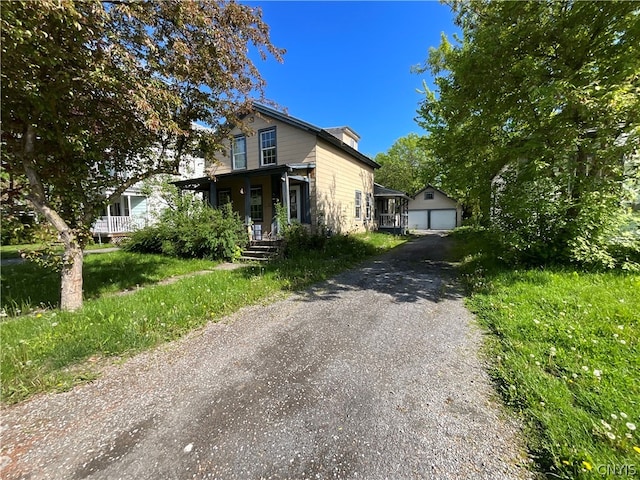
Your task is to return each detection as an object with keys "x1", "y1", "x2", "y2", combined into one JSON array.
[
  {"x1": 232, "y1": 135, "x2": 247, "y2": 170},
  {"x1": 259, "y1": 127, "x2": 277, "y2": 167},
  {"x1": 355, "y1": 190, "x2": 362, "y2": 219}
]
